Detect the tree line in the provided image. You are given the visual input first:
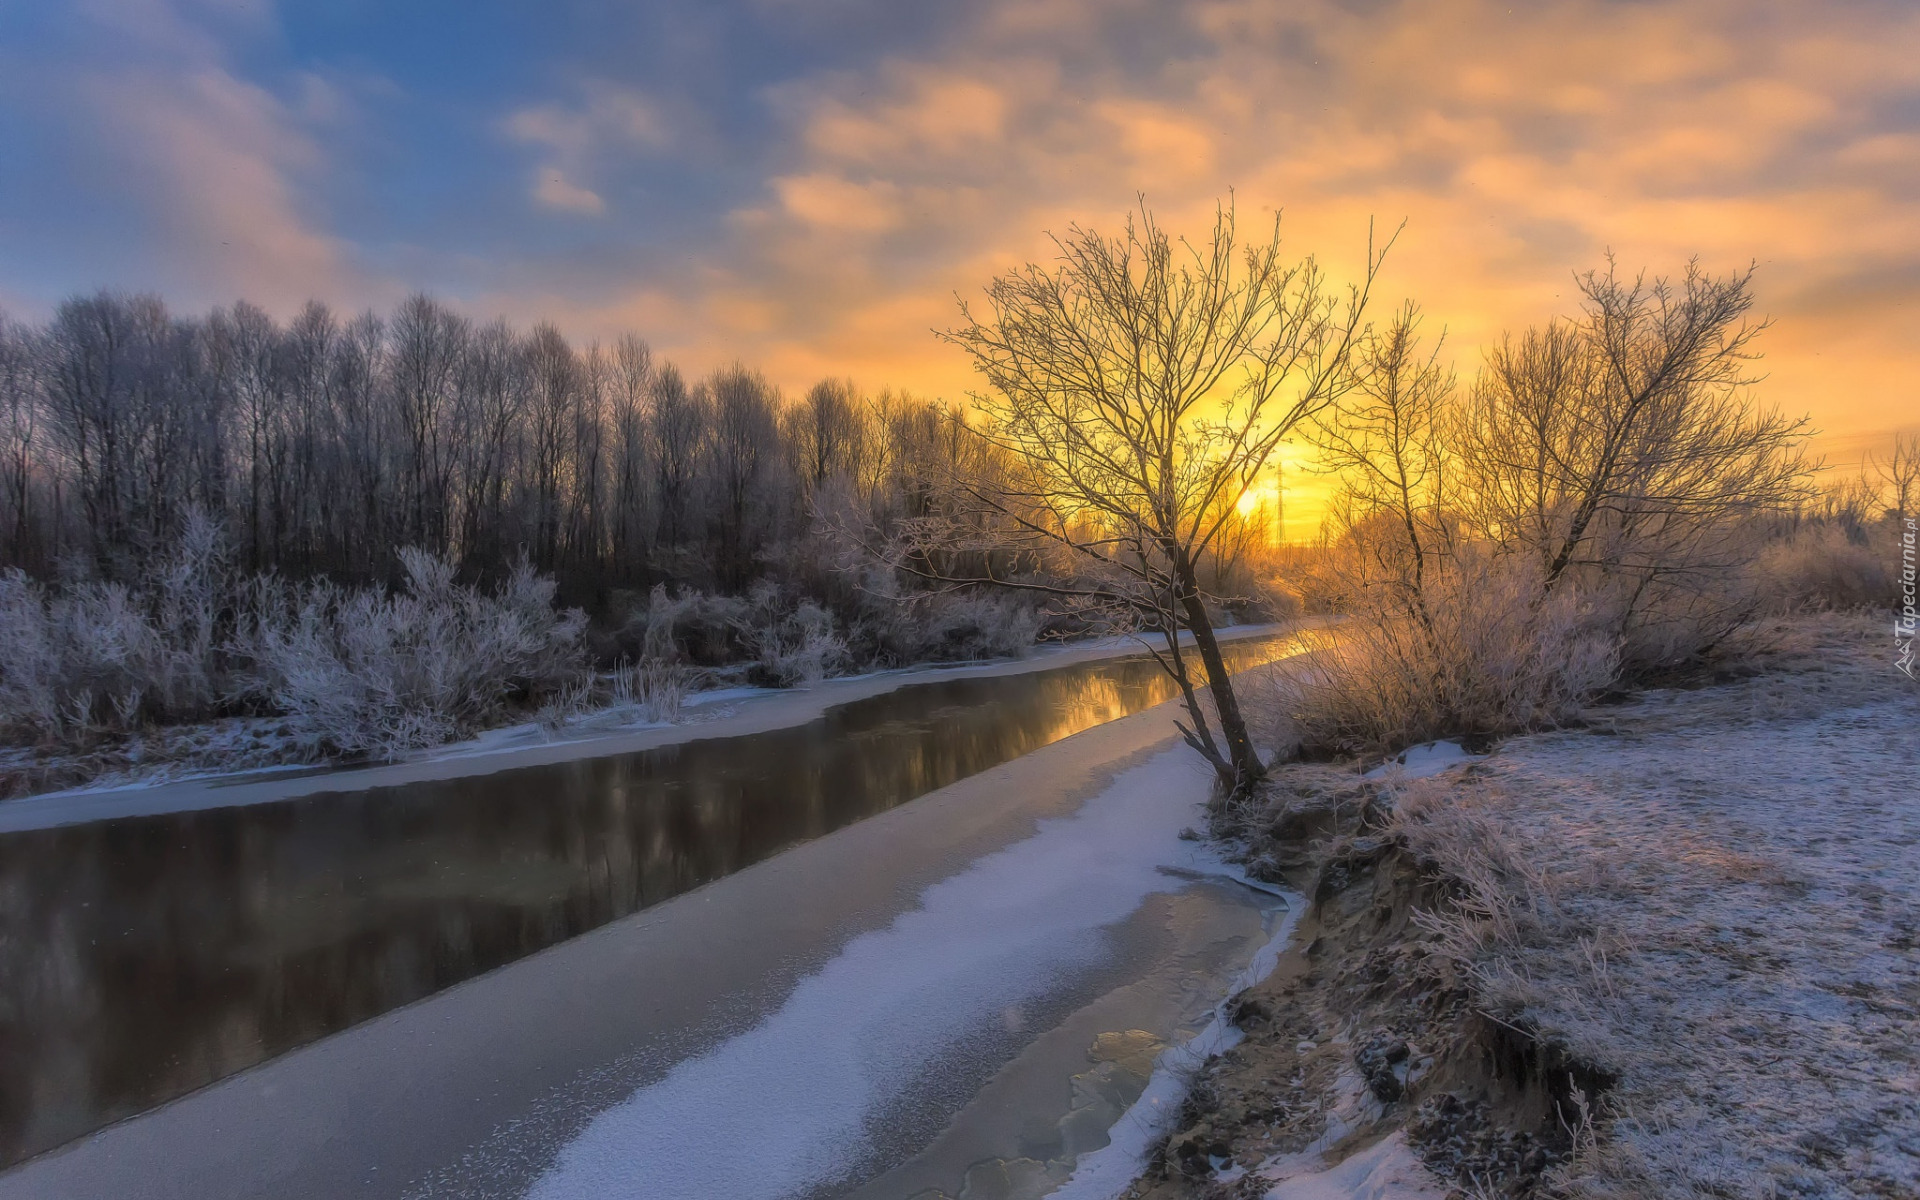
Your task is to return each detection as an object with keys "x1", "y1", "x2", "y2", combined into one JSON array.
[{"x1": 0, "y1": 293, "x2": 972, "y2": 608}]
